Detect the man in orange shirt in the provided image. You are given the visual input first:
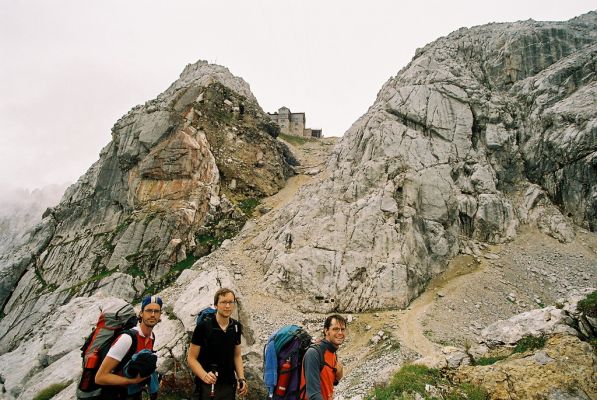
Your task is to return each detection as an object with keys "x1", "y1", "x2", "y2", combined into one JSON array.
[{"x1": 300, "y1": 314, "x2": 346, "y2": 400}]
